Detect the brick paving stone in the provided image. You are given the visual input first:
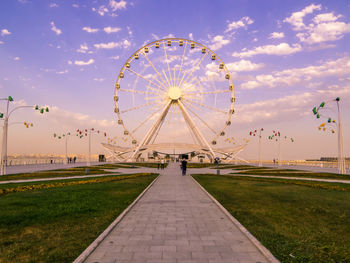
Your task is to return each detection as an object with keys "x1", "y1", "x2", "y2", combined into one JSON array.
[{"x1": 83, "y1": 163, "x2": 274, "y2": 263}]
